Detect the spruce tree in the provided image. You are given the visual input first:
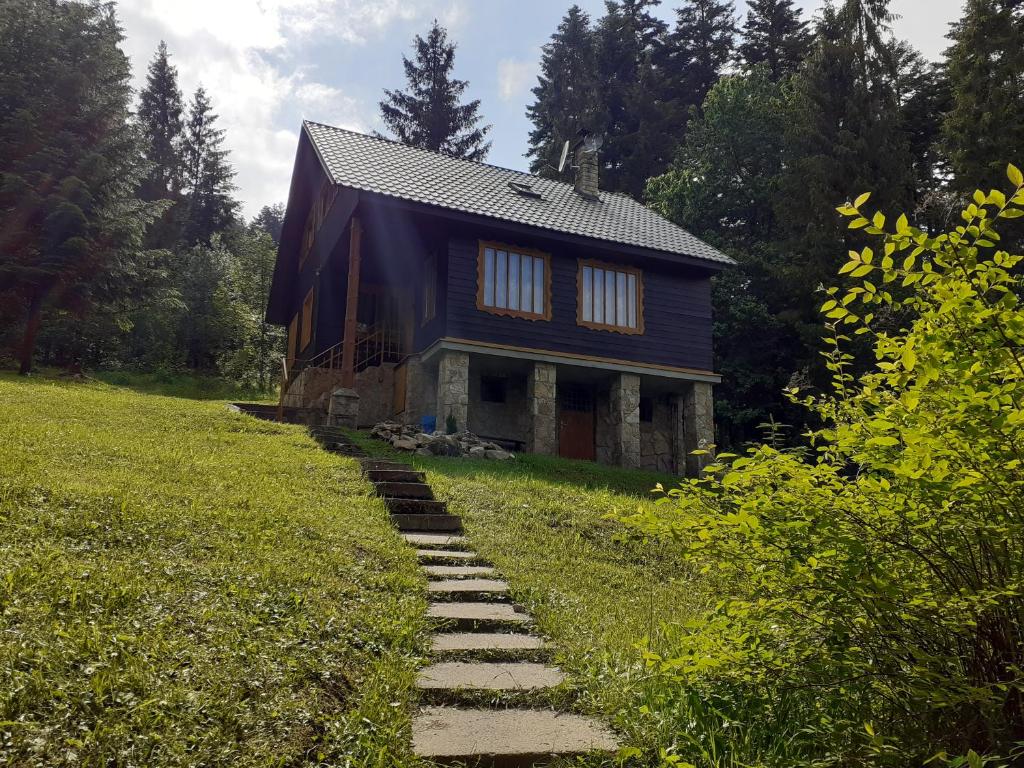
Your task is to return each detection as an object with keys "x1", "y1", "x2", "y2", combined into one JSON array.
[
  {"x1": 0, "y1": 0, "x2": 162, "y2": 374},
  {"x1": 596, "y1": 0, "x2": 669, "y2": 198},
  {"x1": 662, "y1": 0, "x2": 738, "y2": 116},
  {"x1": 181, "y1": 87, "x2": 237, "y2": 246},
  {"x1": 379, "y1": 21, "x2": 491, "y2": 160},
  {"x1": 138, "y1": 41, "x2": 184, "y2": 201},
  {"x1": 251, "y1": 203, "x2": 285, "y2": 245},
  {"x1": 942, "y1": 0, "x2": 1024, "y2": 193},
  {"x1": 738, "y1": 0, "x2": 813, "y2": 79},
  {"x1": 525, "y1": 5, "x2": 599, "y2": 179}
]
